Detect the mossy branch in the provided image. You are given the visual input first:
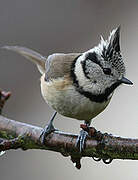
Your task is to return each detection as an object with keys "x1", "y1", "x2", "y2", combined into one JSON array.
[{"x1": 0, "y1": 89, "x2": 138, "y2": 169}]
